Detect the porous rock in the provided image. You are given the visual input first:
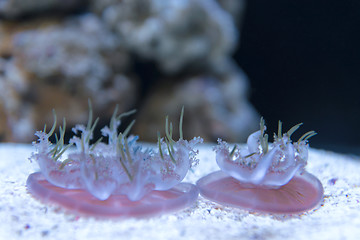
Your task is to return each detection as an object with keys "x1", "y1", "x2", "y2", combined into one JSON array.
[
  {"x1": 134, "y1": 65, "x2": 259, "y2": 142},
  {"x1": 0, "y1": 0, "x2": 257, "y2": 144},
  {"x1": 94, "y1": 0, "x2": 239, "y2": 74},
  {"x1": 0, "y1": 14, "x2": 137, "y2": 142}
]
